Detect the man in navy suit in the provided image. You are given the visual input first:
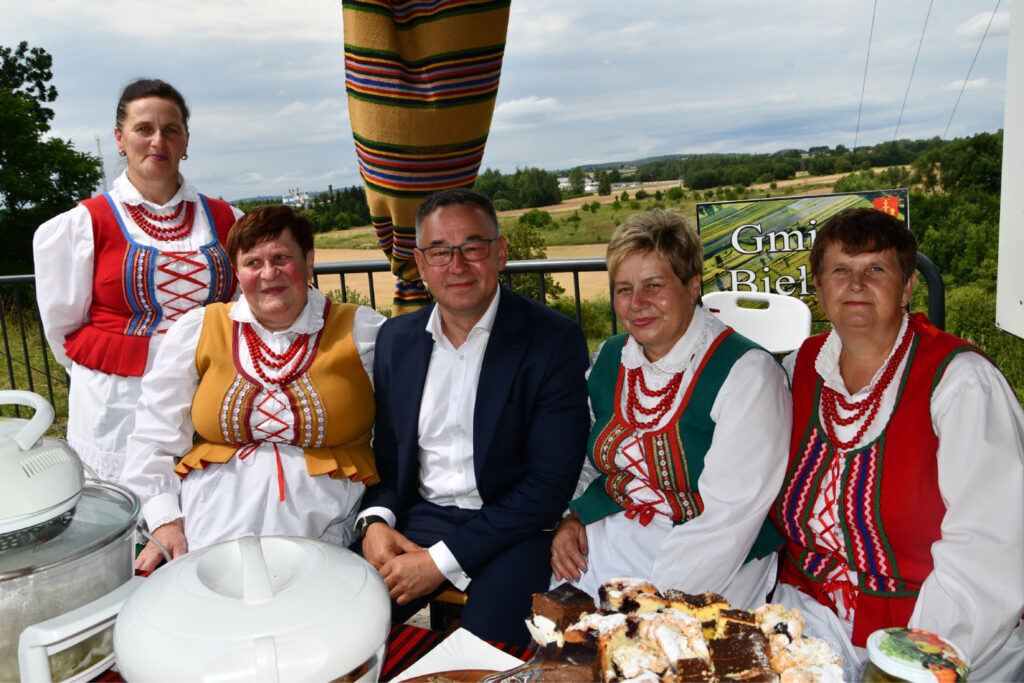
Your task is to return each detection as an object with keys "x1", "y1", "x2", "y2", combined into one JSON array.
[{"x1": 356, "y1": 188, "x2": 590, "y2": 645}]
